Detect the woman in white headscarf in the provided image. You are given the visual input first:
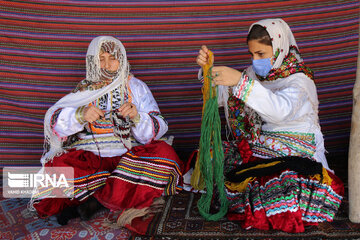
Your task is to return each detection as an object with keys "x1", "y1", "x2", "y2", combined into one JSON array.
[
  {"x1": 195, "y1": 19, "x2": 343, "y2": 233},
  {"x1": 32, "y1": 36, "x2": 183, "y2": 234}
]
